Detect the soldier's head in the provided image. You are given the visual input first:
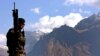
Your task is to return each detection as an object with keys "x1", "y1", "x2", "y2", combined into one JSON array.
[{"x1": 18, "y1": 18, "x2": 25, "y2": 29}]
